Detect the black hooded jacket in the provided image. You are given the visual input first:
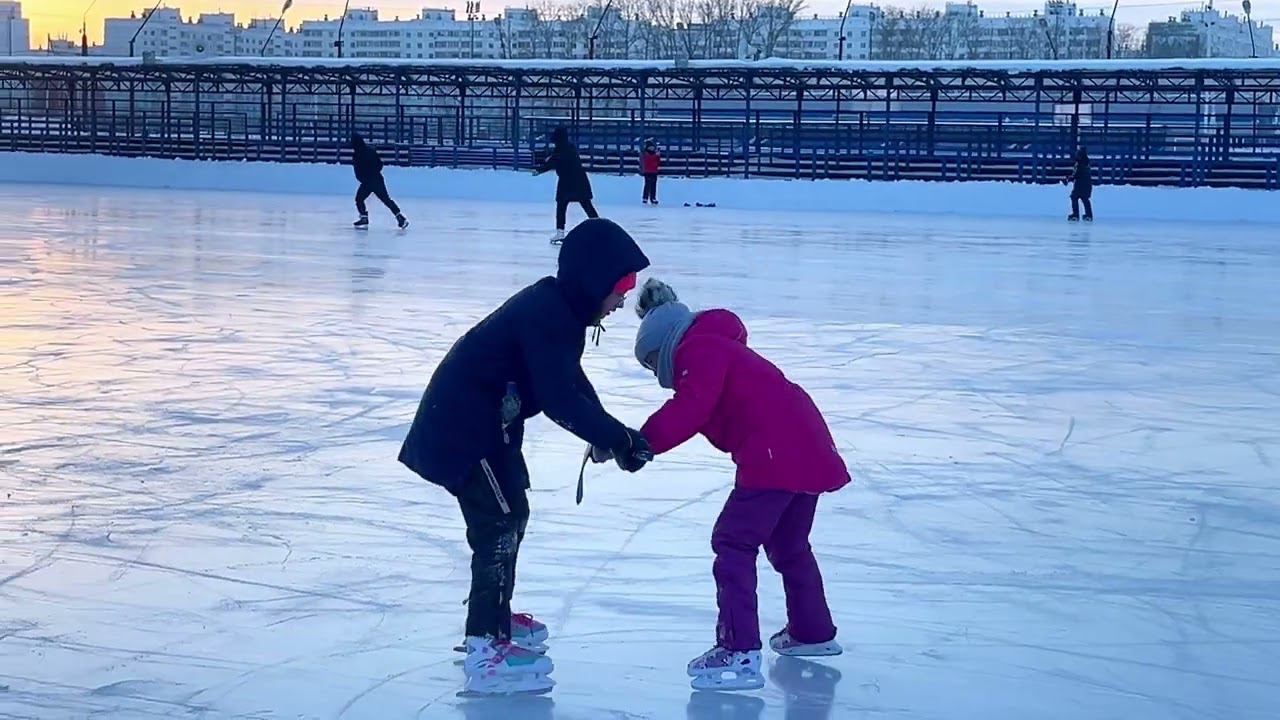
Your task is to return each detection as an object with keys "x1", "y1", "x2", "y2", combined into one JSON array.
[
  {"x1": 537, "y1": 127, "x2": 593, "y2": 202},
  {"x1": 398, "y1": 219, "x2": 650, "y2": 493},
  {"x1": 351, "y1": 135, "x2": 384, "y2": 184},
  {"x1": 1069, "y1": 150, "x2": 1092, "y2": 197}
]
